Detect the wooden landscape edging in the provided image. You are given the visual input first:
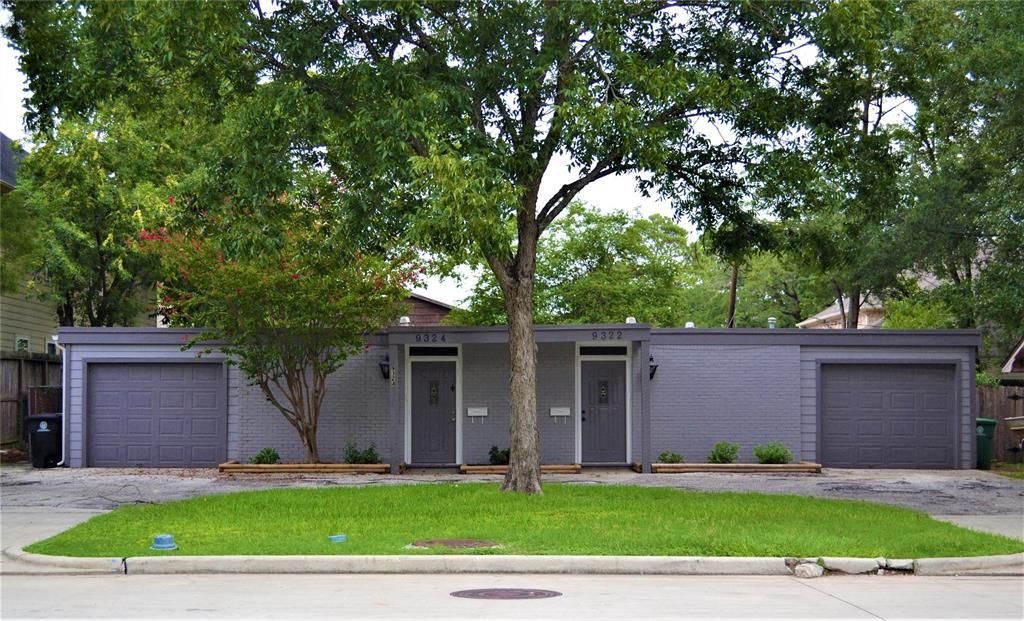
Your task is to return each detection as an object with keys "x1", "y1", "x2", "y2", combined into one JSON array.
[
  {"x1": 459, "y1": 464, "x2": 582, "y2": 475},
  {"x1": 218, "y1": 462, "x2": 390, "y2": 474},
  {"x1": 649, "y1": 462, "x2": 822, "y2": 474}
]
